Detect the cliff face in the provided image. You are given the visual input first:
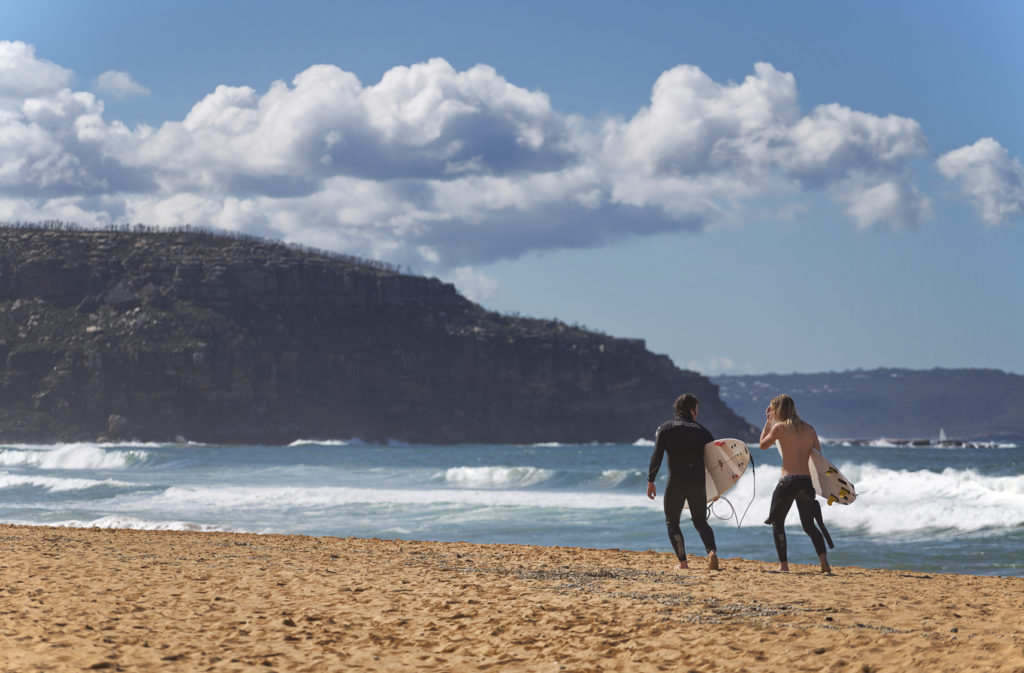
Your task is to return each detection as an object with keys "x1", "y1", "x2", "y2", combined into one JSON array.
[{"x1": 0, "y1": 226, "x2": 756, "y2": 444}]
